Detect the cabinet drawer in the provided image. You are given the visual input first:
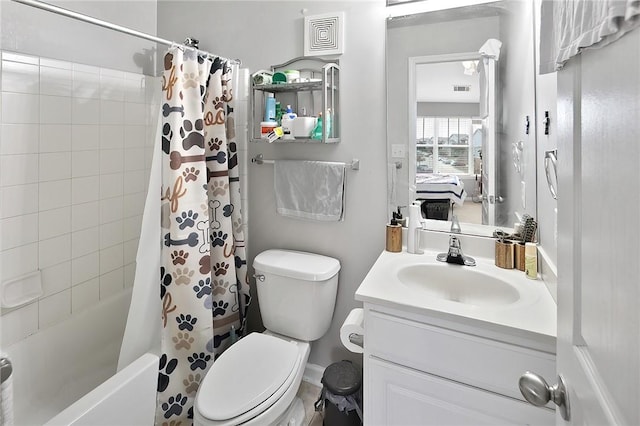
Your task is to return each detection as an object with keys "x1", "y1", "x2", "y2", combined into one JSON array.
[
  {"x1": 366, "y1": 309, "x2": 556, "y2": 402},
  {"x1": 366, "y1": 356, "x2": 554, "y2": 426}
]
